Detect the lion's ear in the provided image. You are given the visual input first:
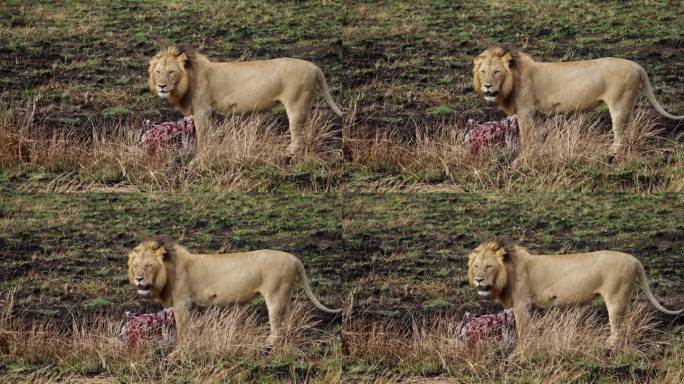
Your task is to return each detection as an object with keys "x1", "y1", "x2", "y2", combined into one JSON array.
[
  {"x1": 148, "y1": 58, "x2": 158, "y2": 73},
  {"x1": 154, "y1": 245, "x2": 167, "y2": 260},
  {"x1": 176, "y1": 53, "x2": 189, "y2": 68},
  {"x1": 467, "y1": 251, "x2": 475, "y2": 265},
  {"x1": 495, "y1": 246, "x2": 506, "y2": 262},
  {"x1": 473, "y1": 56, "x2": 484, "y2": 67},
  {"x1": 501, "y1": 53, "x2": 513, "y2": 69}
]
